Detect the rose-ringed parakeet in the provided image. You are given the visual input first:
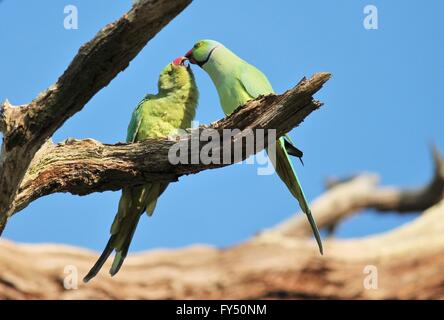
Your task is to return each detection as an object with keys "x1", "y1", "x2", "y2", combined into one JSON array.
[
  {"x1": 83, "y1": 57, "x2": 199, "y2": 282},
  {"x1": 185, "y1": 40, "x2": 323, "y2": 254}
]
